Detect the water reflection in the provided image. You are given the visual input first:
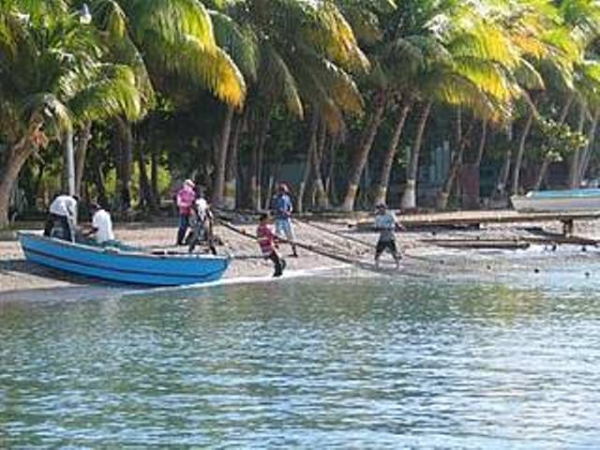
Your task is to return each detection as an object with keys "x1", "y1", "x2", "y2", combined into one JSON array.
[{"x1": 1, "y1": 277, "x2": 600, "y2": 448}]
